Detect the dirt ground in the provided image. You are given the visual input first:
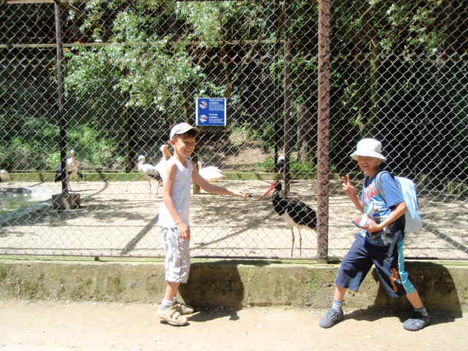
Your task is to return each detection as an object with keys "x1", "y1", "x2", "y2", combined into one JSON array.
[
  {"x1": 1, "y1": 179, "x2": 467, "y2": 260},
  {"x1": 0, "y1": 300, "x2": 466, "y2": 351}
]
